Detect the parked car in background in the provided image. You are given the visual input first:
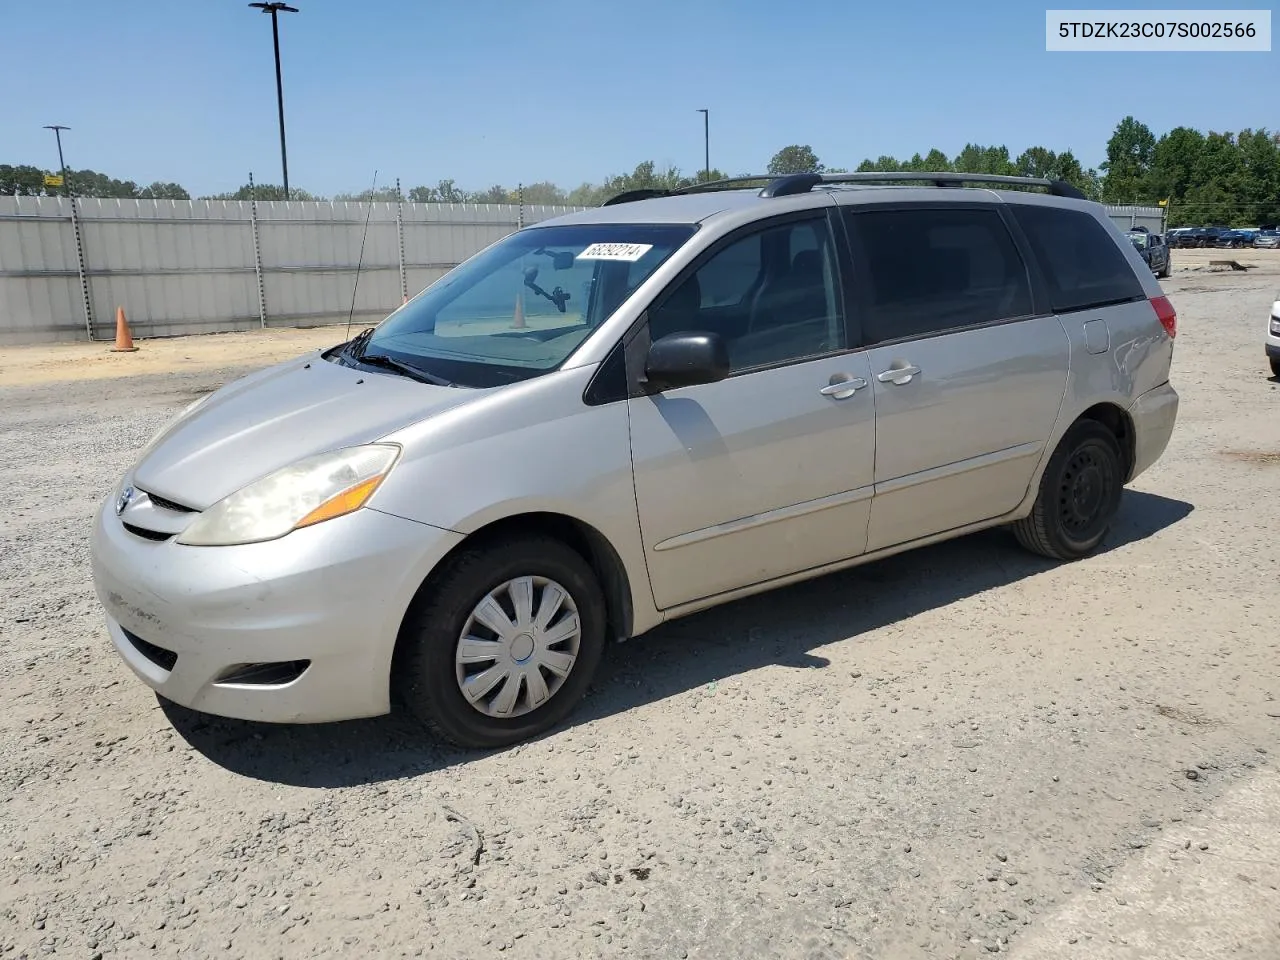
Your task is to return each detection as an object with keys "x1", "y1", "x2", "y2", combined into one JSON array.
[
  {"x1": 1128, "y1": 229, "x2": 1172, "y2": 278},
  {"x1": 1166, "y1": 227, "x2": 1193, "y2": 248},
  {"x1": 1267, "y1": 296, "x2": 1280, "y2": 378},
  {"x1": 1172, "y1": 227, "x2": 1211, "y2": 248},
  {"x1": 1215, "y1": 230, "x2": 1252, "y2": 249},
  {"x1": 1254, "y1": 230, "x2": 1280, "y2": 249}
]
